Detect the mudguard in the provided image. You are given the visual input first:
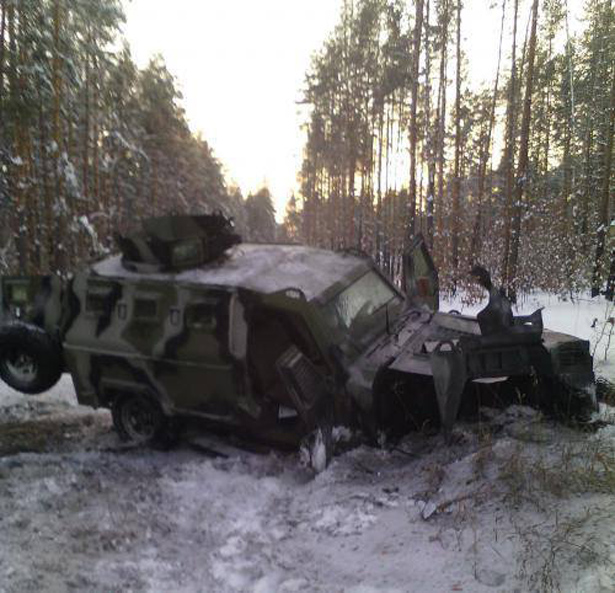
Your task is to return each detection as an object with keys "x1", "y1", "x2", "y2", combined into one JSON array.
[{"x1": 429, "y1": 341, "x2": 467, "y2": 441}]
